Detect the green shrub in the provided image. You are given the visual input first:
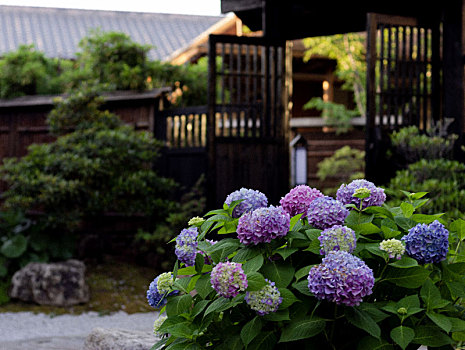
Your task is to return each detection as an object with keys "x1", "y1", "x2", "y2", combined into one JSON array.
[
  {"x1": 0, "y1": 88, "x2": 177, "y2": 231},
  {"x1": 147, "y1": 186, "x2": 465, "y2": 349},
  {"x1": 0, "y1": 45, "x2": 67, "y2": 98}
]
